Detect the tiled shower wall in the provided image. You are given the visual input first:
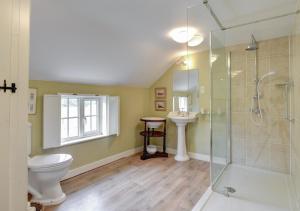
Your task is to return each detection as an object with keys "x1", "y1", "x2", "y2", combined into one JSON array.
[{"x1": 230, "y1": 37, "x2": 290, "y2": 173}]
